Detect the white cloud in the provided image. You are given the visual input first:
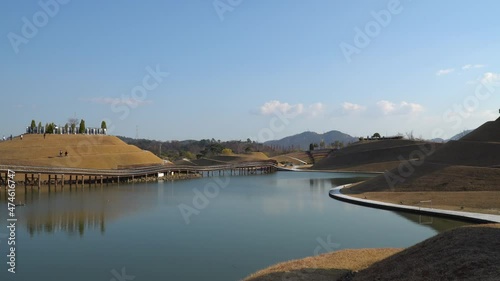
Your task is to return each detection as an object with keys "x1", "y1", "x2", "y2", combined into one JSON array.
[
  {"x1": 260, "y1": 100, "x2": 303, "y2": 116},
  {"x1": 259, "y1": 100, "x2": 325, "y2": 117},
  {"x1": 342, "y1": 102, "x2": 366, "y2": 112},
  {"x1": 436, "y1": 68, "x2": 455, "y2": 76},
  {"x1": 462, "y1": 64, "x2": 485, "y2": 70},
  {"x1": 376, "y1": 100, "x2": 423, "y2": 115},
  {"x1": 480, "y1": 72, "x2": 500, "y2": 85},
  {"x1": 307, "y1": 102, "x2": 325, "y2": 117},
  {"x1": 85, "y1": 97, "x2": 150, "y2": 107}
]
